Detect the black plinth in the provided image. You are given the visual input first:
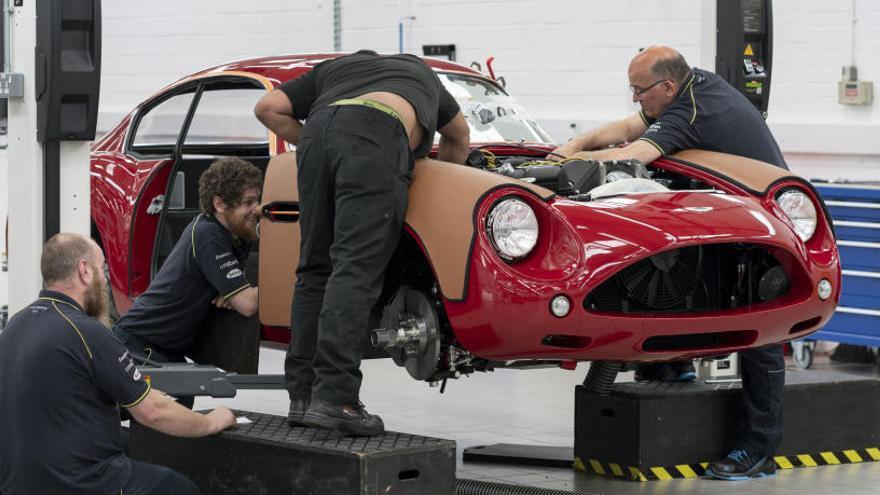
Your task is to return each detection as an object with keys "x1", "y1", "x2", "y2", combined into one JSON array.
[
  {"x1": 575, "y1": 370, "x2": 880, "y2": 474},
  {"x1": 129, "y1": 411, "x2": 456, "y2": 495}
]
